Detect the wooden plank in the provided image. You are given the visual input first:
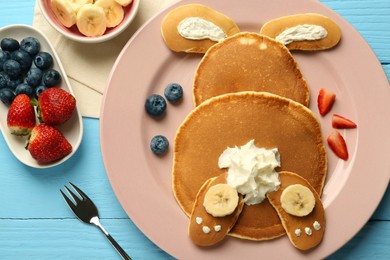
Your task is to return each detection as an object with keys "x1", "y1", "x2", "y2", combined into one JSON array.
[
  {"x1": 0, "y1": 218, "x2": 389, "y2": 259},
  {"x1": 0, "y1": 218, "x2": 173, "y2": 259},
  {"x1": 328, "y1": 220, "x2": 390, "y2": 259},
  {"x1": 321, "y1": 0, "x2": 390, "y2": 62},
  {"x1": 0, "y1": 119, "x2": 128, "y2": 219}
]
